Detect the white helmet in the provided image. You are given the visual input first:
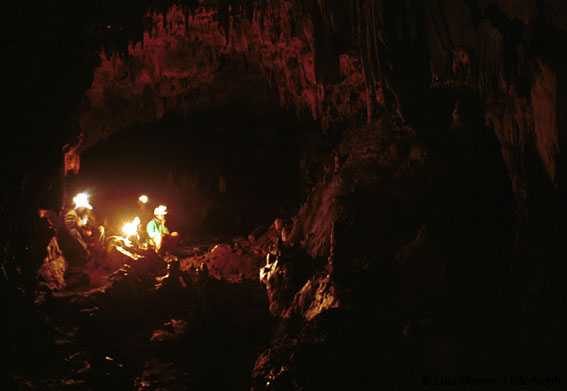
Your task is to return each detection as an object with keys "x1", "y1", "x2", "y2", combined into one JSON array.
[{"x1": 154, "y1": 205, "x2": 168, "y2": 216}]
